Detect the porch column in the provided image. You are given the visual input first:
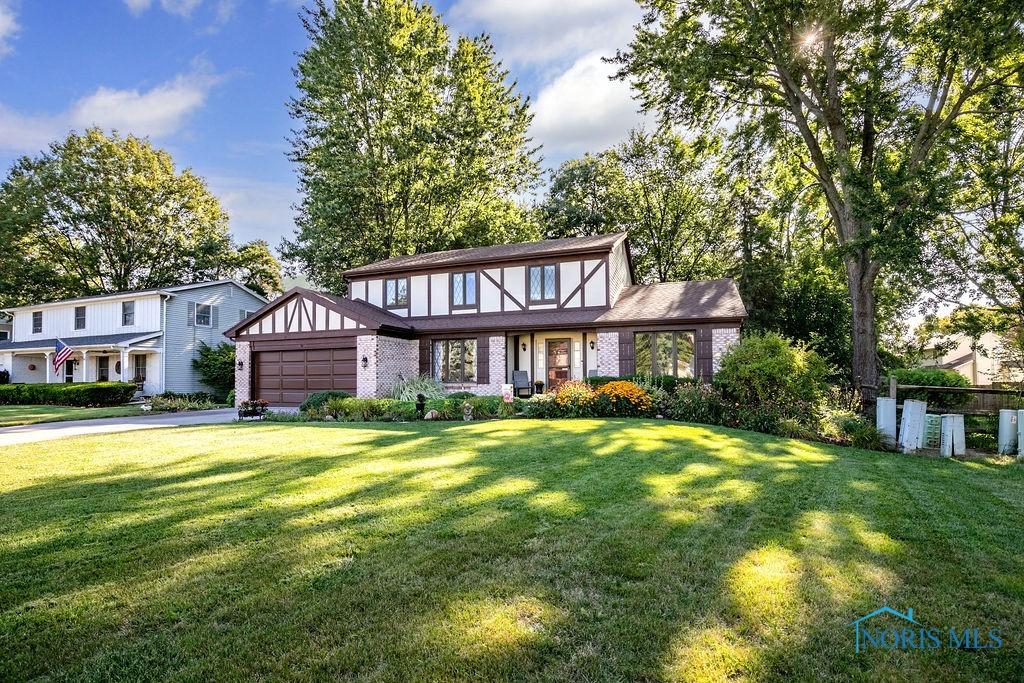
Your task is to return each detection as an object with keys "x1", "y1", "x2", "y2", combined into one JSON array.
[
  {"x1": 45, "y1": 351, "x2": 54, "y2": 383},
  {"x1": 80, "y1": 350, "x2": 90, "y2": 382},
  {"x1": 120, "y1": 348, "x2": 129, "y2": 382}
]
